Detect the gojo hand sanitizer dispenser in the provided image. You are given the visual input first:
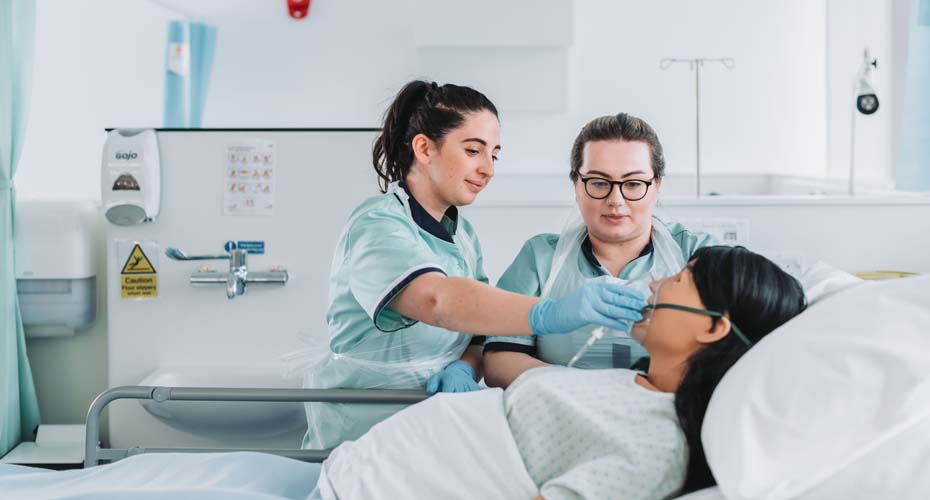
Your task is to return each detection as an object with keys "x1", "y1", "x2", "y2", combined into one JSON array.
[{"x1": 101, "y1": 129, "x2": 161, "y2": 225}]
